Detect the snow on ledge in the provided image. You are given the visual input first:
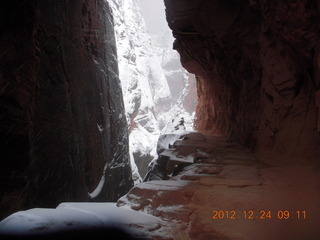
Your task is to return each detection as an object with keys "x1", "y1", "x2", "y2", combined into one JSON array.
[{"x1": 0, "y1": 202, "x2": 164, "y2": 237}]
